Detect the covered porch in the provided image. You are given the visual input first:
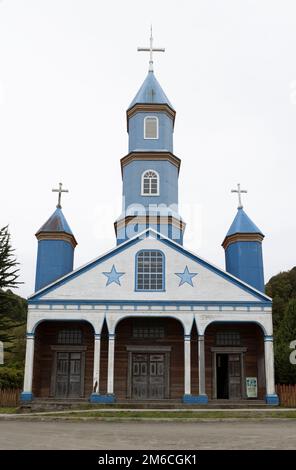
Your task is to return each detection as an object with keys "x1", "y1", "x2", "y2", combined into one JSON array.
[{"x1": 20, "y1": 304, "x2": 279, "y2": 405}]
